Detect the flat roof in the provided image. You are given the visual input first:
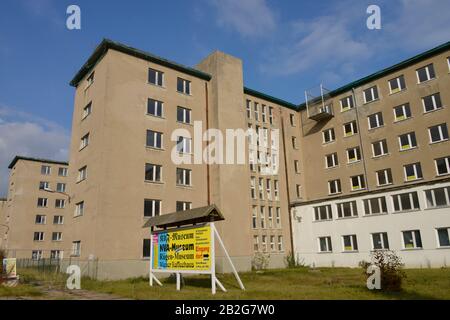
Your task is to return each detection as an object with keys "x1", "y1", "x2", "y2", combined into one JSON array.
[
  {"x1": 8, "y1": 156, "x2": 69, "y2": 169},
  {"x1": 70, "y1": 39, "x2": 212, "y2": 87},
  {"x1": 298, "y1": 41, "x2": 450, "y2": 109},
  {"x1": 244, "y1": 87, "x2": 298, "y2": 110}
]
